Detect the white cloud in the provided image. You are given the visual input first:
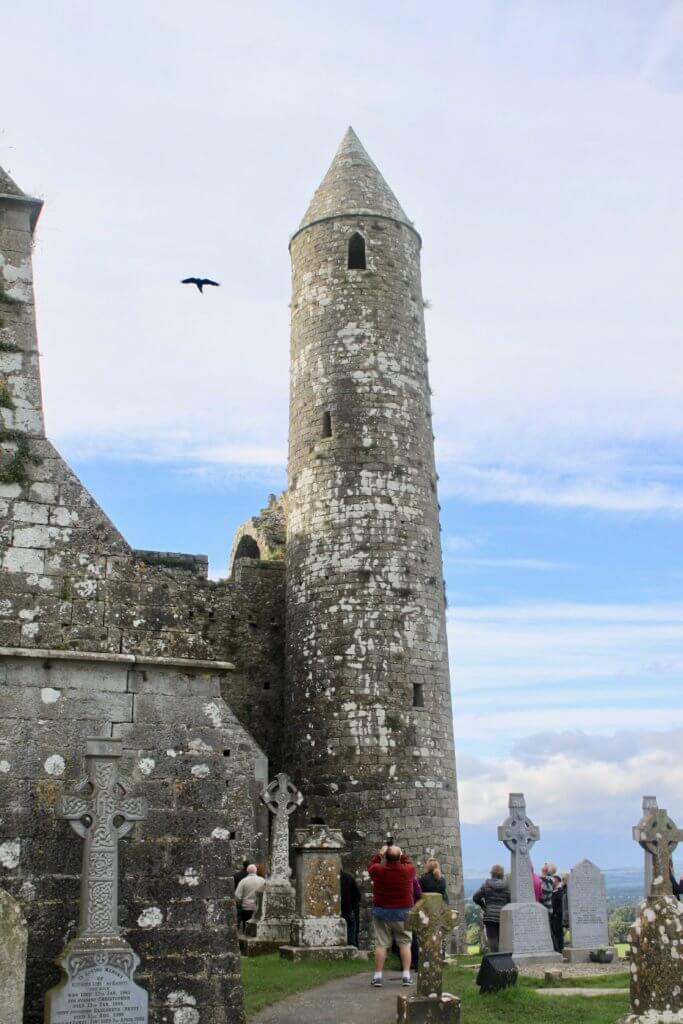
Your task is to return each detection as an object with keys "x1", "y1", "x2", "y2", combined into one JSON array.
[
  {"x1": 449, "y1": 601, "x2": 683, "y2": 697},
  {"x1": 0, "y1": 3, "x2": 680, "y2": 515},
  {"x1": 458, "y1": 733, "x2": 683, "y2": 832}
]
